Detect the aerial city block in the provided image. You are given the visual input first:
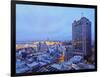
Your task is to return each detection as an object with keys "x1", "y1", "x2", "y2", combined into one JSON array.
[{"x1": 16, "y1": 4, "x2": 95, "y2": 74}]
